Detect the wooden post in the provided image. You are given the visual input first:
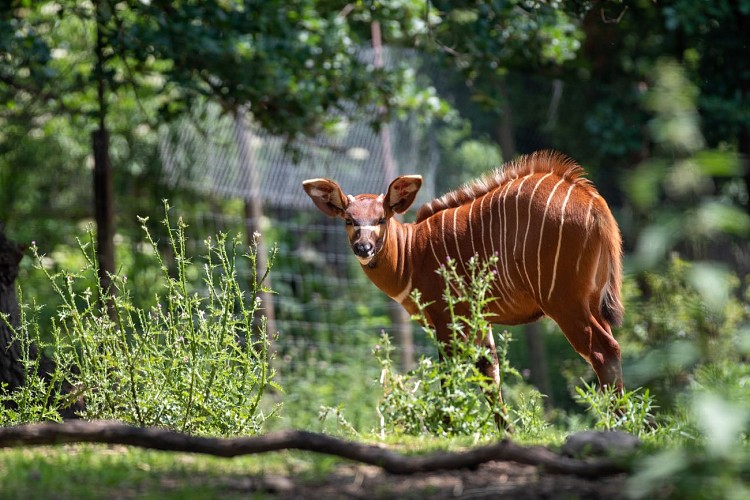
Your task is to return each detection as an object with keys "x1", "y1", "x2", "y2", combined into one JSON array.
[
  {"x1": 0, "y1": 224, "x2": 26, "y2": 395},
  {"x1": 372, "y1": 20, "x2": 414, "y2": 371},
  {"x1": 232, "y1": 110, "x2": 278, "y2": 340}
]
